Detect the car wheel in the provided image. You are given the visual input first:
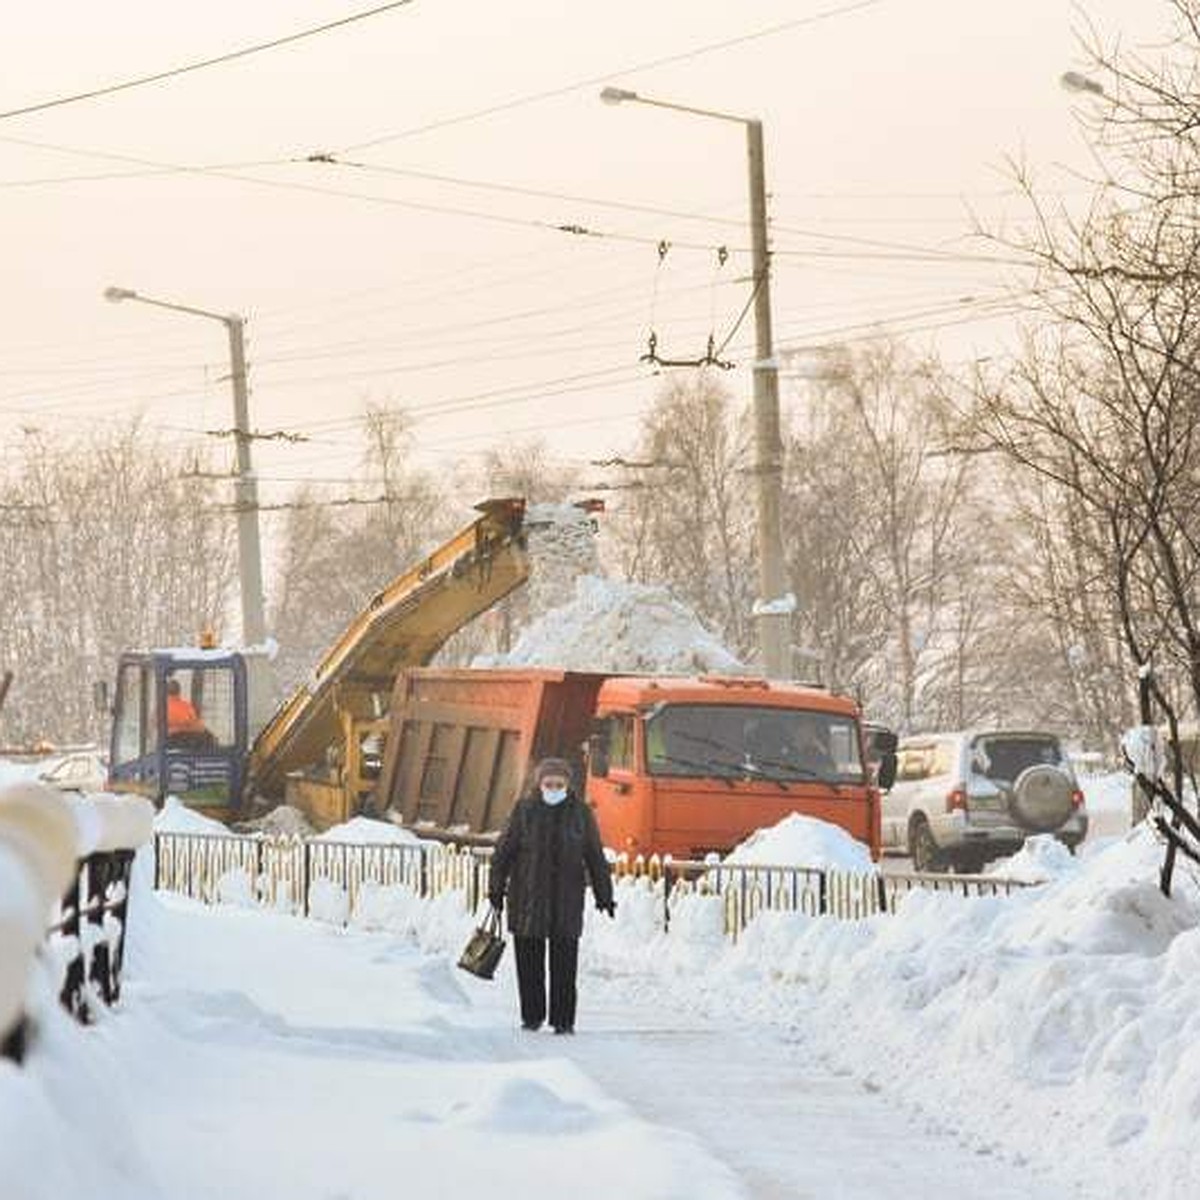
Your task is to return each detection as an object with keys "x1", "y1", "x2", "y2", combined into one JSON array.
[{"x1": 909, "y1": 817, "x2": 944, "y2": 874}]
